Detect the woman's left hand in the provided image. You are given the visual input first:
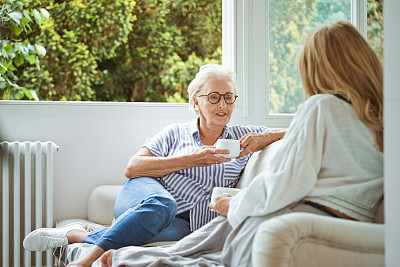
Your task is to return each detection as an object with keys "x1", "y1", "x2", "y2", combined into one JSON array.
[
  {"x1": 209, "y1": 195, "x2": 231, "y2": 217},
  {"x1": 237, "y1": 132, "x2": 280, "y2": 159}
]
